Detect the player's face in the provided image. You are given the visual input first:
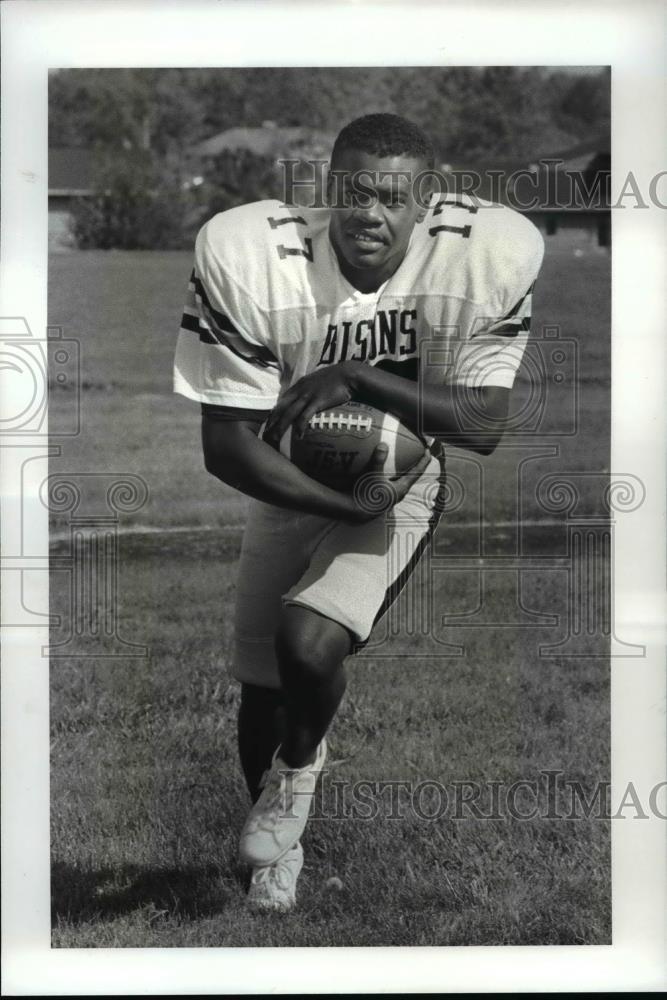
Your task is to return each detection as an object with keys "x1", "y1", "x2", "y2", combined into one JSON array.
[{"x1": 327, "y1": 149, "x2": 432, "y2": 291}]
